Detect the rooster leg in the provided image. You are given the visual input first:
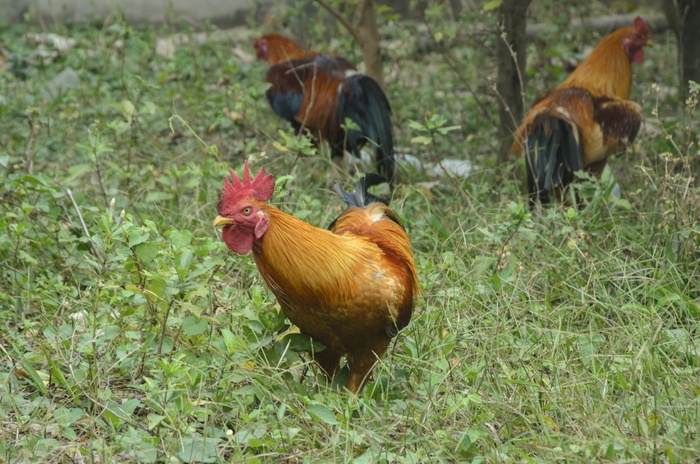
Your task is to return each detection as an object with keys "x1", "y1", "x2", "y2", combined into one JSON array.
[
  {"x1": 586, "y1": 159, "x2": 608, "y2": 176},
  {"x1": 345, "y1": 342, "x2": 389, "y2": 394},
  {"x1": 345, "y1": 353, "x2": 379, "y2": 394},
  {"x1": 313, "y1": 348, "x2": 341, "y2": 380}
]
